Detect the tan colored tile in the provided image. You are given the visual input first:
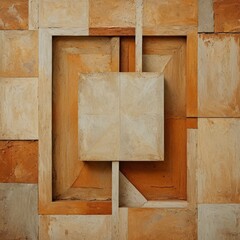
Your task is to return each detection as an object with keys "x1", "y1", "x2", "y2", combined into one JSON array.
[
  {"x1": 214, "y1": 0, "x2": 240, "y2": 32},
  {"x1": 0, "y1": 141, "x2": 38, "y2": 183},
  {"x1": 129, "y1": 208, "x2": 197, "y2": 240},
  {"x1": 0, "y1": 78, "x2": 38, "y2": 139},
  {"x1": 143, "y1": 0, "x2": 197, "y2": 34},
  {"x1": 0, "y1": 0, "x2": 28, "y2": 30},
  {"x1": 89, "y1": 0, "x2": 135, "y2": 28},
  {"x1": 198, "y1": 204, "x2": 240, "y2": 240},
  {"x1": 198, "y1": 119, "x2": 240, "y2": 203},
  {"x1": 39, "y1": 0, "x2": 88, "y2": 28},
  {"x1": 0, "y1": 183, "x2": 38, "y2": 240},
  {"x1": 78, "y1": 72, "x2": 164, "y2": 161},
  {"x1": 0, "y1": 31, "x2": 38, "y2": 77},
  {"x1": 198, "y1": 34, "x2": 240, "y2": 117},
  {"x1": 39, "y1": 215, "x2": 111, "y2": 240}
]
